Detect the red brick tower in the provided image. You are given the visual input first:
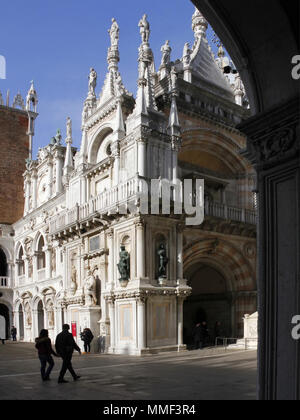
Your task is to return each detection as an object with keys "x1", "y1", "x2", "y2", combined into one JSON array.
[{"x1": 0, "y1": 87, "x2": 38, "y2": 224}]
